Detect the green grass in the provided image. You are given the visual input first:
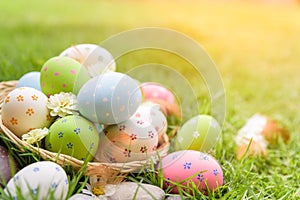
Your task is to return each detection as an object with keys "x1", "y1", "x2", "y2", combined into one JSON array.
[{"x1": 1, "y1": 0, "x2": 300, "y2": 199}]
